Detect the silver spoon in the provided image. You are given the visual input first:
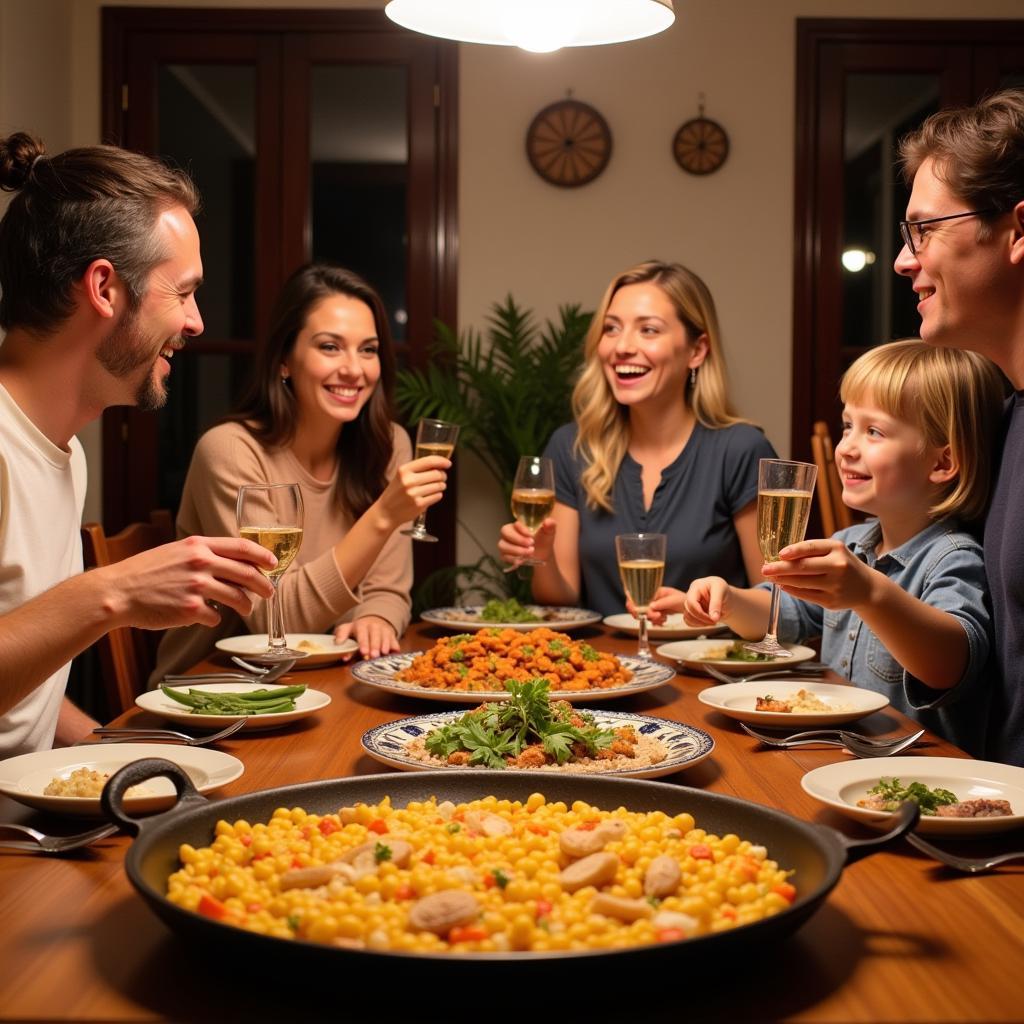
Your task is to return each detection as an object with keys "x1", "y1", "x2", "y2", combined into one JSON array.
[
  {"x1": 91, "y1": 717, "x2": 249, "y2": 745},
  {"x1": 740, "y1": 722, "x2": 925, "y2": 757},
  {"x1": 0, "y1": 821, "x2": 118, "y2": 854}
]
